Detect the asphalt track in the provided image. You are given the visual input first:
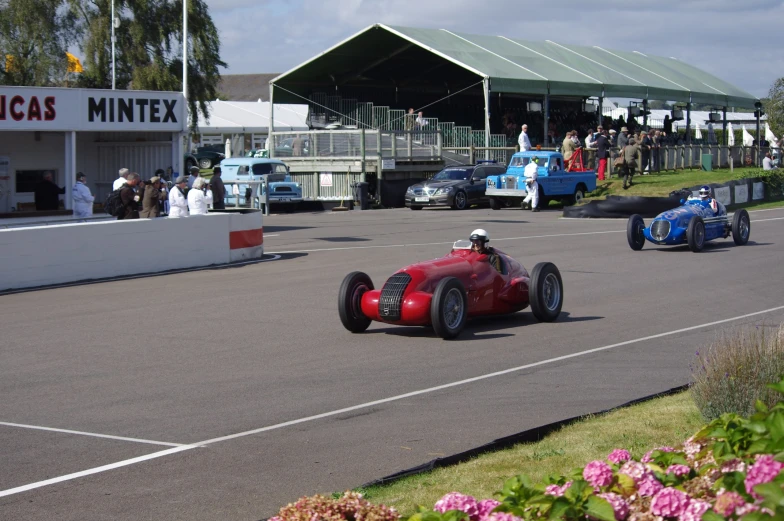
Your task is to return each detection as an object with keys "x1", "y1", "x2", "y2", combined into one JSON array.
[{"x1": 1, "y1": 206, "x2": 783, "y2": 521}]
